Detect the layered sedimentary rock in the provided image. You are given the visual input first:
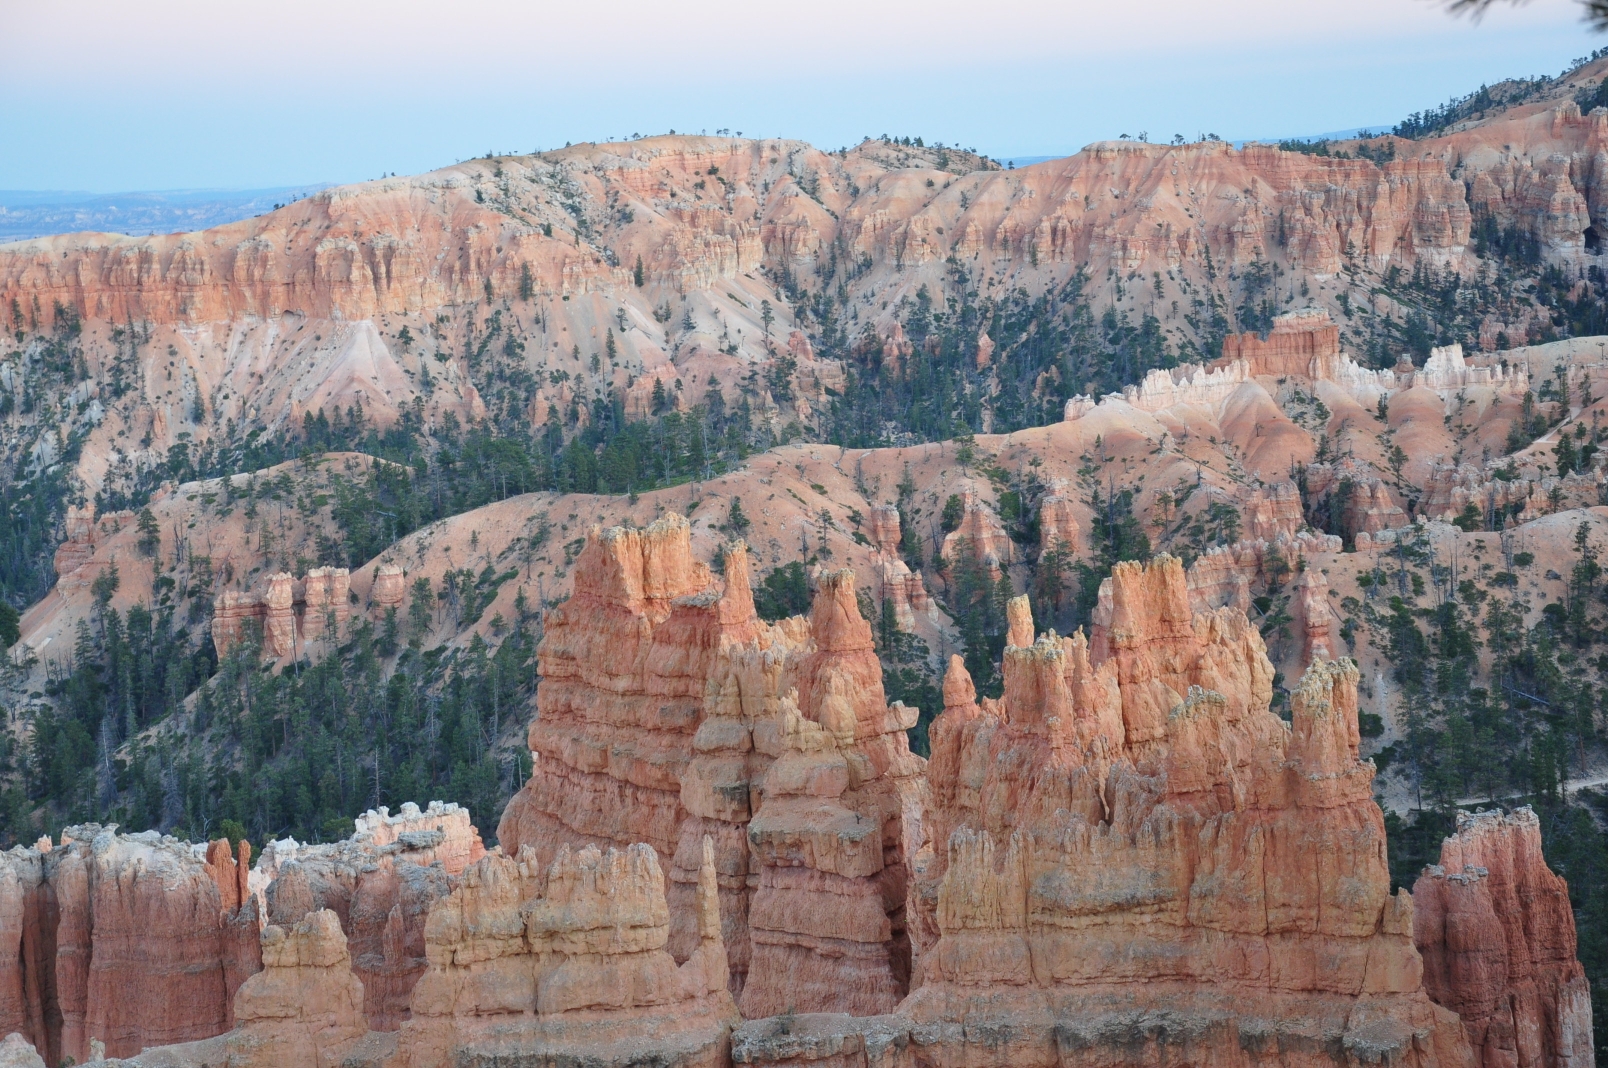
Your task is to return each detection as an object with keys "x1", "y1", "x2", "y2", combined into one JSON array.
[
  {"x1": 0, "y1": 828, "x2": 263, "y2": 1064},
  {"x1": 51, "y1": 505, "x2": 100, "y2": 580},
  {"x1": 223, "y1": 909, "x2": 369, "y2": 1068},
  {"x1": 860, "y1": 505, "x2": 935, "y2": 631},
  {"x1": 1183, "y1": 531, "x2": 1341, "y2": 625},
  {"x1": 898, "y1": 558, "x2": 1470, "y2": 1068},
  {"x1": 1243, "y1": 480, "x2": 1305, "y2": 541},
  {"x1": 1222, "y1": 307, "x2": 1344, "y2": 377},
  {"x1": 497, "y1": 515, "x2": 765, "y2": 990},
  {"x1": 1421, "y1": 459, "x2": 1604, "y2": 526},
  {"x1": 300, "y1": 565, "x2": 351, "y2": 642},
  {"x1": 211, "y1": 566, "x2": 354, "y2": 658},
  {"x1": 938, "y1": 483, "x2": 1012, "y2": 574},
  {"x1": 496, "y1": 513, "x2": 757, "y2": 873},
  {"x1": 203, "y1": 838, "x2": 262, "y2": 1027},
  {"x1": 1414, "y1": 809, "x2": 1593, "y2": 1068},
  {"x1": 370, "y1": 563, "x2": 407, "y2": 620},
  {"x1": 396, "y1": 840, "x2": 737, "y2": 1068},
  {"x1": 499, "y1": 515, "x2": 927, "y2": 1013},
  {"x1": 1305, "y1": 460, "x2": 1408, "y2": 538},
  {"x1": 1294, "y1": 565, "x2": 1340, "y2": 666},
  {"x1": 740, "y1": 569, "x2": 926, "y2": 1019},
  {"x1": 1036, "y1": 478, "x2": 1081, "y2": 554},
  {"x1": 251, "y1": 801, "x2": 483, "y2": 1030},
  {"x1": 866, "y1": 504, "x2": 902, "y2": 556}
]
